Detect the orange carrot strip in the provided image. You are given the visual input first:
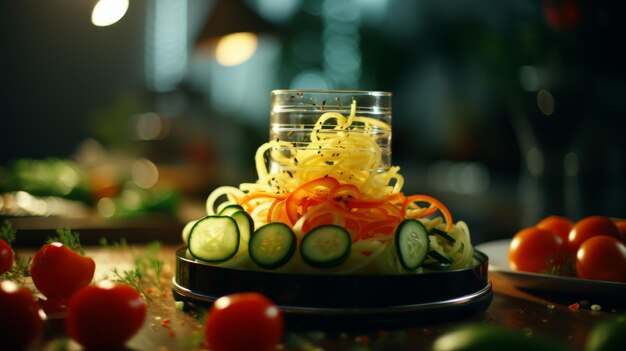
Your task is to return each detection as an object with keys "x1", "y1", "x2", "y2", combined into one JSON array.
[
  {"x1": 344, "y1": 218, "x2": 363, "y2": 241},
  {"x1": 302, "y1": 211, "x2": 335, "y2": 233},
  {"x1": 361, "y1": 218, "x2": 401, "y2": 239},
  {"x1": 403, "y1": 194, "x2": 454, "y2": 231},
  {"x1": 405, "y1": 204, "x2": 438, "y2": 219},
  {"x1": 267, "y1": 199, "x2": 281, "y2": 223},
  {"x1": 239, "y1": 192, "x2": 286, "y2": 205},
  {"x1": 285, "y1": 177, "x2": 339, "y2": 224}
]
